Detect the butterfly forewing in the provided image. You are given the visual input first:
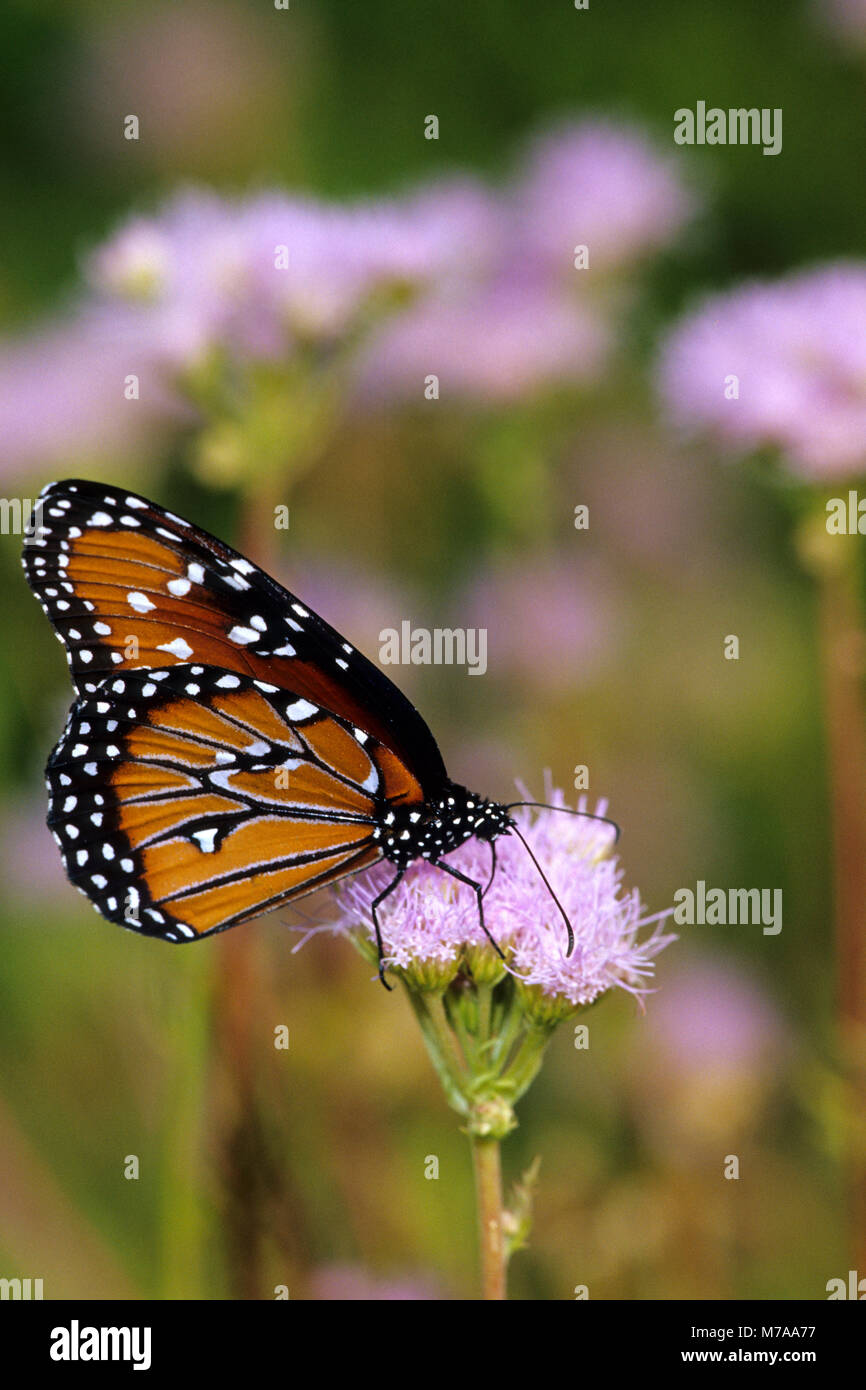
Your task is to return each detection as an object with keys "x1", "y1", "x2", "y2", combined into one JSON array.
[
  {"x1": 45, "y1": 665, "x2": 407, "y2": 940},
  {"x1": 24, "y1": 479, "x2": 447, "y2": 793}
]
